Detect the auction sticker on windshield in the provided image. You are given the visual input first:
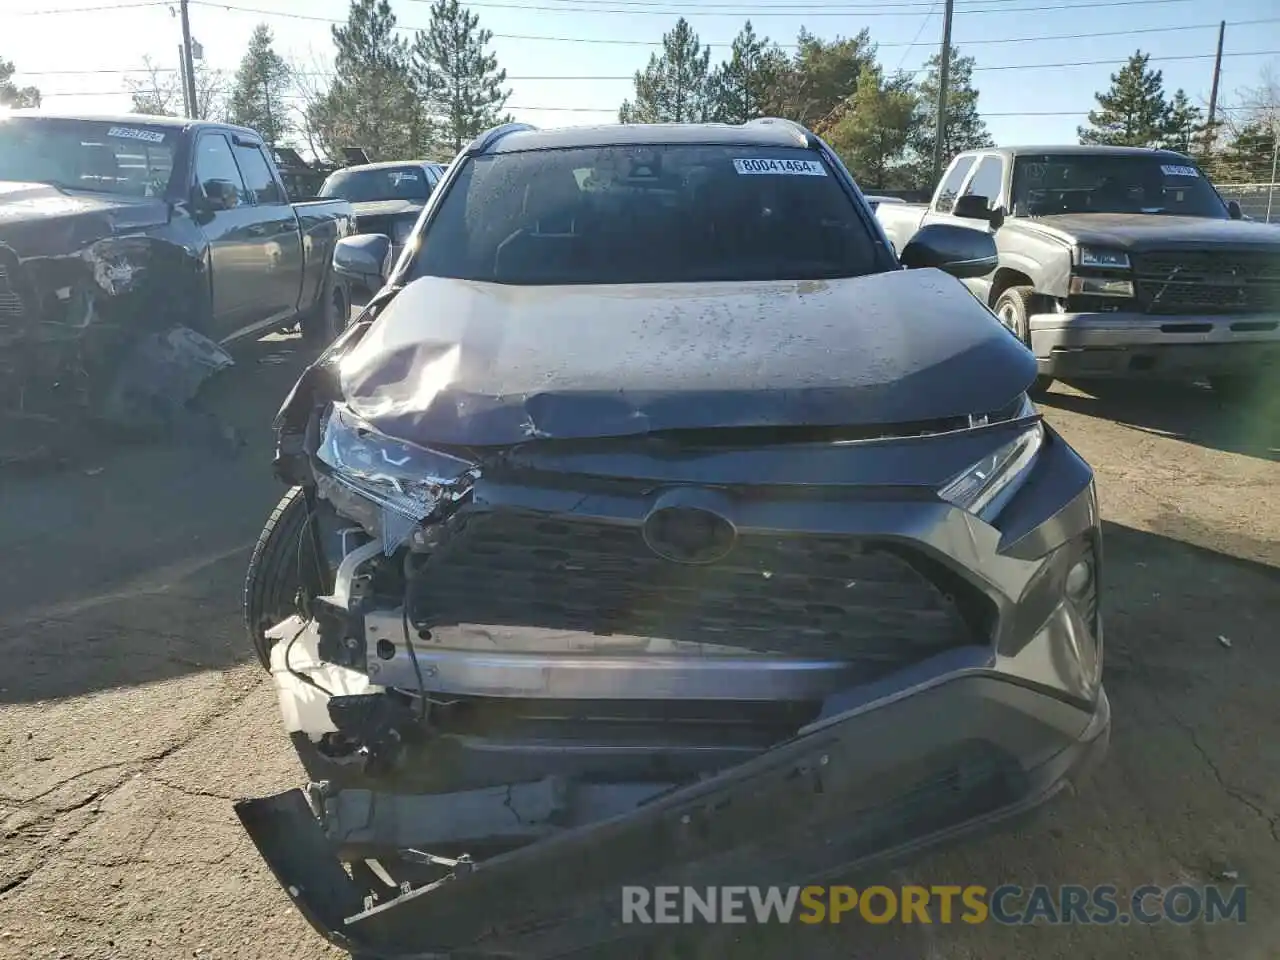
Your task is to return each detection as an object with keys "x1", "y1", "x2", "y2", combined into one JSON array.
[
  {"x1": 1160, "y1": 164, "x2": 1199, "y2": 177},
  {"x1": 107, "y1": 126, "x2": 166, "y2": 143},
  {"x1": 733, "y1": 158, "x2": 827, "y2": 176}
]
